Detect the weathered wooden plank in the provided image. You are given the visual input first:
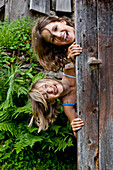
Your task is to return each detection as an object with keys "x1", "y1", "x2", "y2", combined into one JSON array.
[
  {"x1": 75, "y1": 0, "x2": 99, "y2": 169},
  {"x1": 0, "y1": 0, "x2": 4, "y2": 9},
  {"x1": 97, "y1": 1, "x2": 113, "y2": 169},
  {"x1": 56, "y1": 0, "x2": 71, "y2": 12},
  {"x1": 30, "y1": 0, "x2": 50, "y2": 14},
  {"x1": 5, "y1": 0, "x2": 33, "y2": 21}
]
